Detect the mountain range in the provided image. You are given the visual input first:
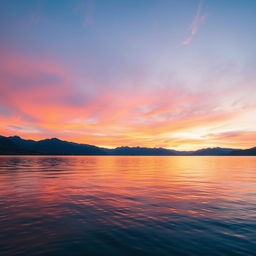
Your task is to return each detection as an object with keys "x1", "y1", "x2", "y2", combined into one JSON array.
[{"x1": 0, "y1": 135, "x2": 255, "y2": 156}]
